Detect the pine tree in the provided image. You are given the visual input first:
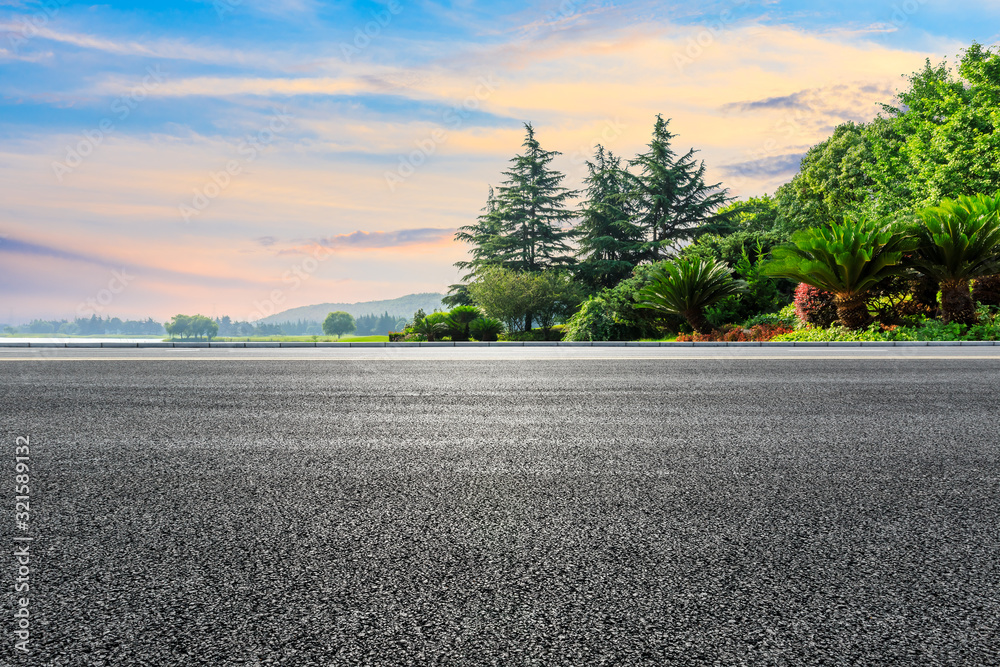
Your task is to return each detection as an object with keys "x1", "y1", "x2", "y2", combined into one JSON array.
[
  {"x1": 575, "y1": 146, "x2": 645, "y2": 290},
  {"x1": 495, "y1": 123, "x2": 578, "y2": 272},
  {"x1": 628, "y1": 115, "x2": 731, "y2": 261},
  {"x1": 454, "y1": 186, "x2": 506, "y2": 282},
  {"x1": 451, "y1": 124, "x2": 578, "y2": 319}
]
